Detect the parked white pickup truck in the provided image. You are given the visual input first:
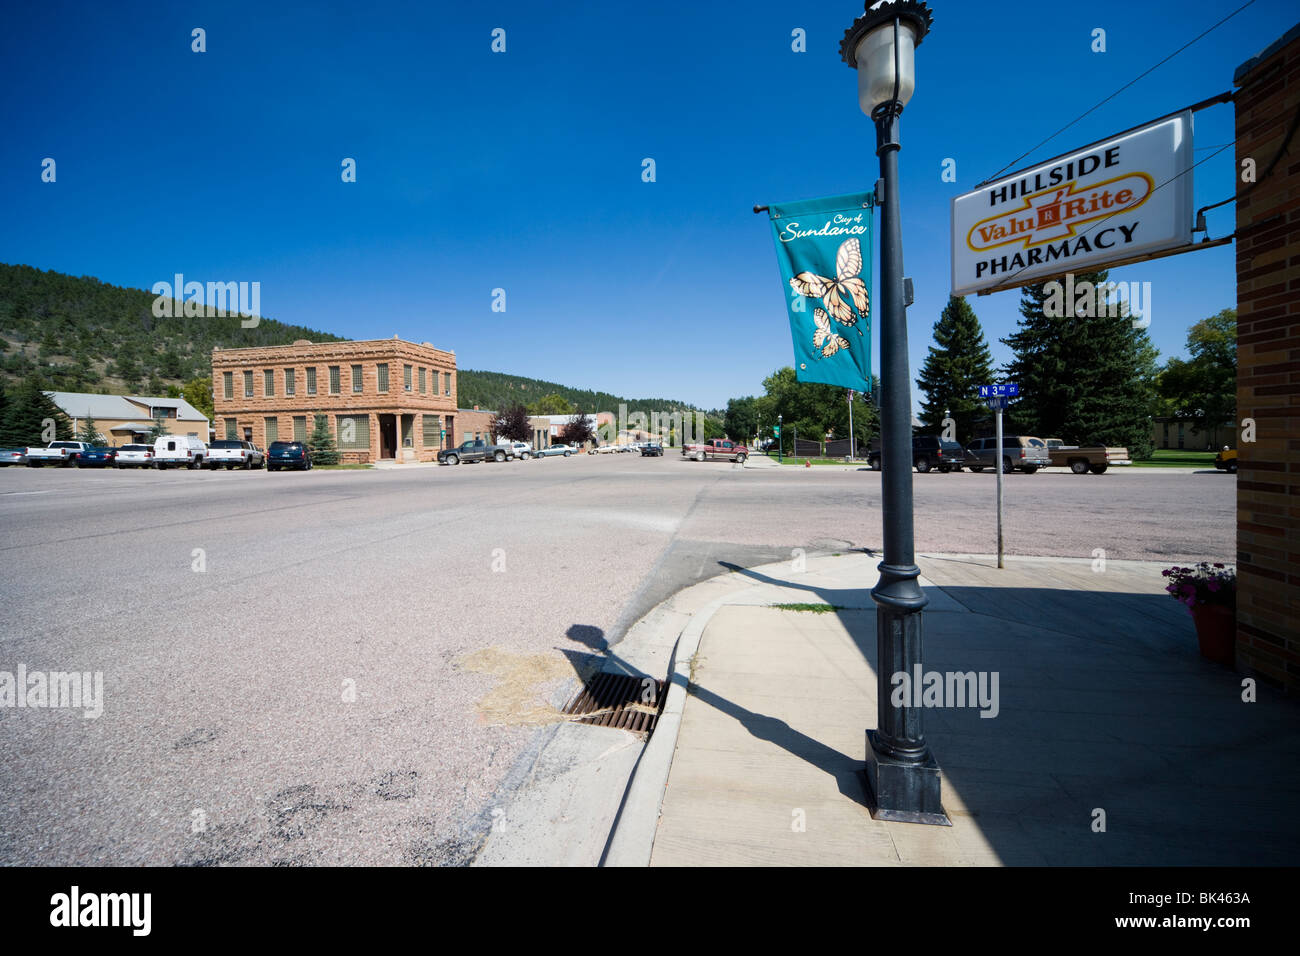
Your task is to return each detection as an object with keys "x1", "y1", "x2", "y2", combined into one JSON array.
[
  {"x1": 25, "y1": 441, "x2": 92, "y2": 466},
  {"x1": 206, "y1": 440, "x2": 264, "y2": 470}
]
